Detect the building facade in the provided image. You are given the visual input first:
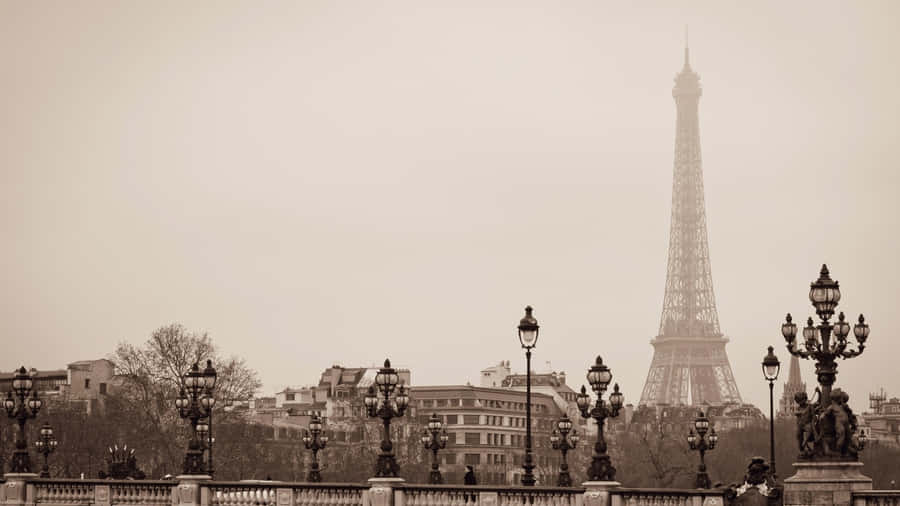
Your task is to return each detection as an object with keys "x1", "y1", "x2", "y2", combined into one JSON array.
[
  {"x1": 412, "y1": 384, "x2": 563, "y2": 485},
  {"x1": 861, "y1": 390, "x2": 900, "y2": 447}
]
